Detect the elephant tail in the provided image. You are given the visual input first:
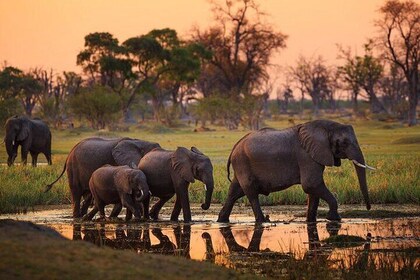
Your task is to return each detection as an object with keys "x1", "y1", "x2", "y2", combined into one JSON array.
[
  {"x1": 227, "y1": 131, "x2": 252, "y2": 182},
  {"x1": 44, "y1": 161, "x2": 67, "y2": 192}
]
